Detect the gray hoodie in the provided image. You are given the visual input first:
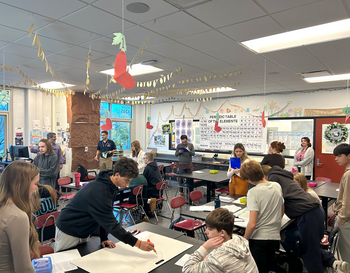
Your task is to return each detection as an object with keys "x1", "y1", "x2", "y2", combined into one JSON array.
[
  {"x1": 33, "y1": 152, "x2": 60, "y2": 189},
  {"x1": 183, "y1": 235, "x2": 258, "y2": 273}
]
